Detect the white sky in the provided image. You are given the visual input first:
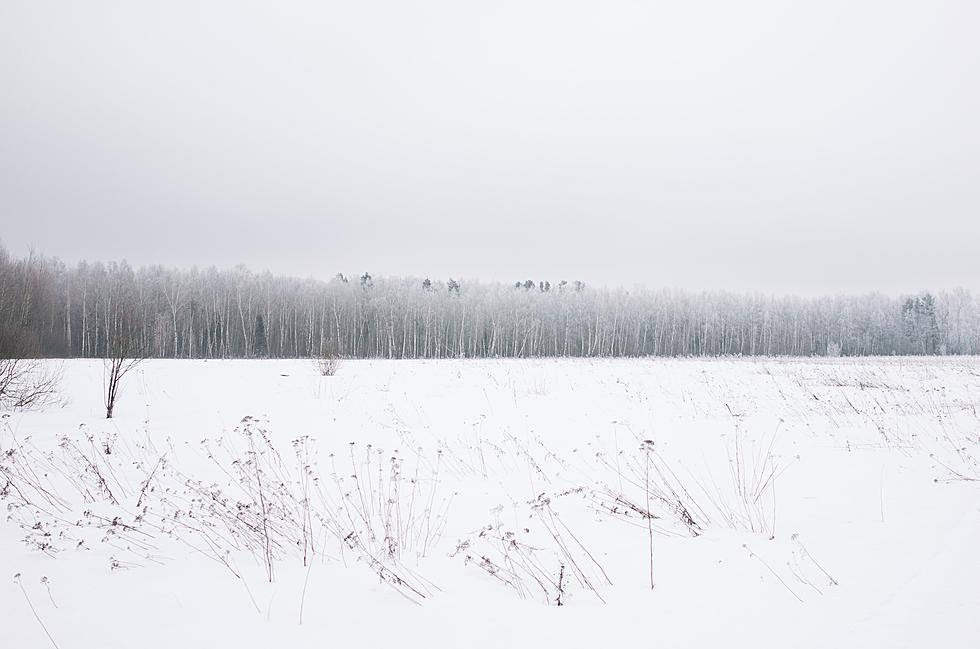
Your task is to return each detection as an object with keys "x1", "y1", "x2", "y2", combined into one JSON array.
[{"x1": 1, "y1": 1, "x2": 978, "y2": 294}]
